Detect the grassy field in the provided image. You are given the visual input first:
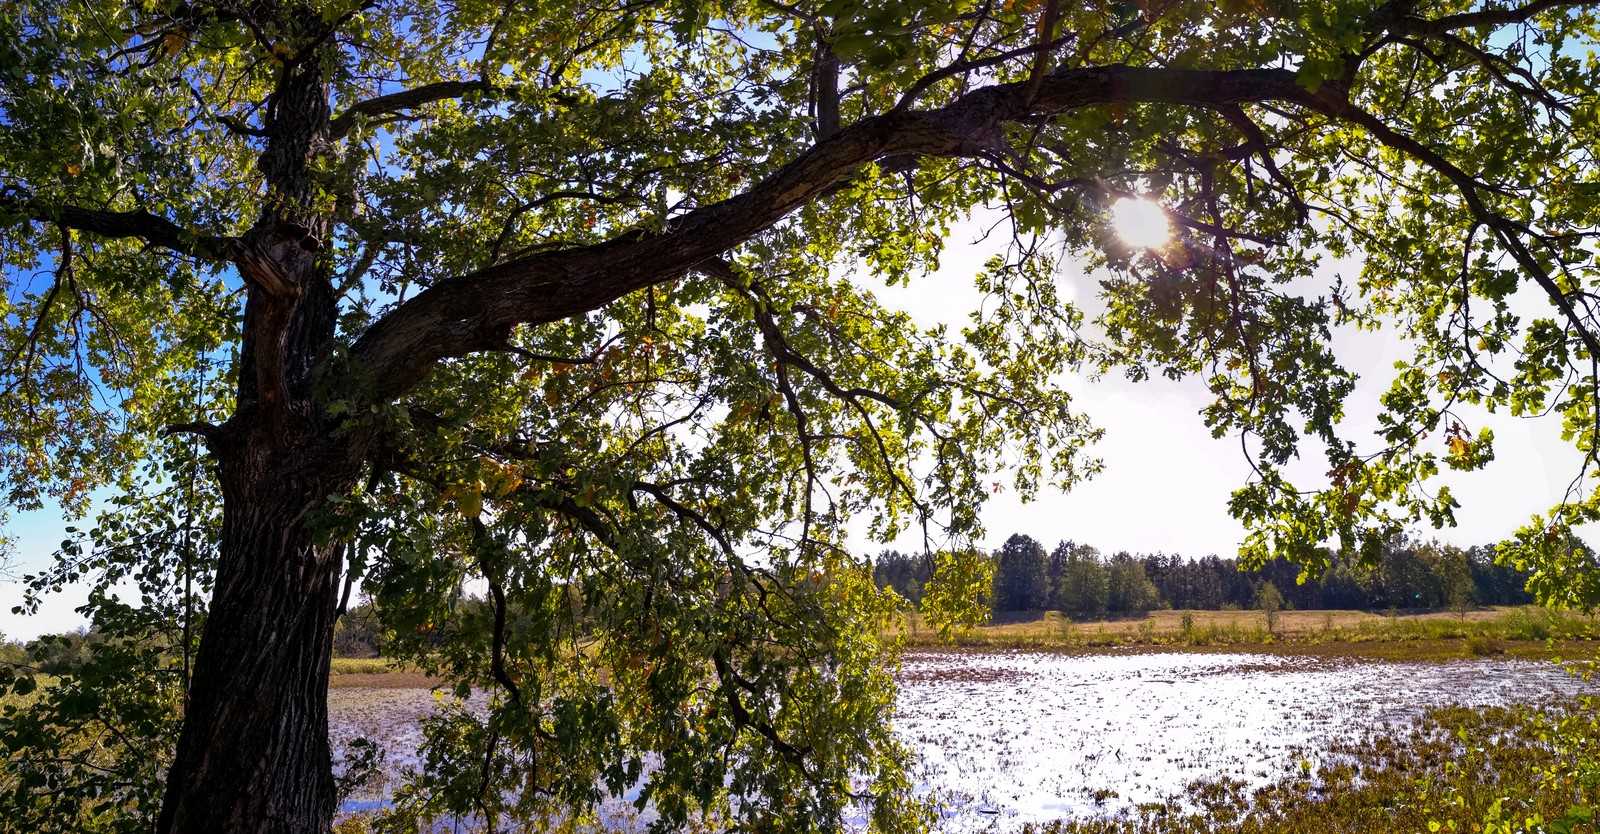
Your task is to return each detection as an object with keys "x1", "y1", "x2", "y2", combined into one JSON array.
[
  {"x1": 327, "y1": 657, "x2": 447, "y2": 688},
  {"x1": 895, "y1": 606, "x2": 1600, "y2": 660},
  {"x1": 324, "y1": 607, "x2": 1600, "y2": 687},
  {"x1": 0, "y1": 672, "x2": 59, "y2": 710},
  {"x1": 329, "y1": 657, "x2": 401, "y2": 676}
]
